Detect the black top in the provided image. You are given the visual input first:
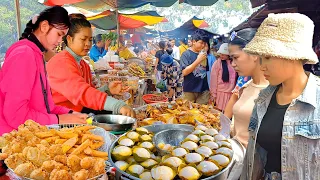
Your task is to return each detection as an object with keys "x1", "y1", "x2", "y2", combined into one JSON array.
[
  {"x1": 180, "y1": 49, "x2": 209, "y2": 93},
  {"x1": 257, "y1": 86, "x2": 290, "y2": 173},
  {"x1": 27, "y1": 33, "x2": 46, "y2": 52},
  {"x1": 155, "y1": 50, "x2": 166, "y2": 71}
]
